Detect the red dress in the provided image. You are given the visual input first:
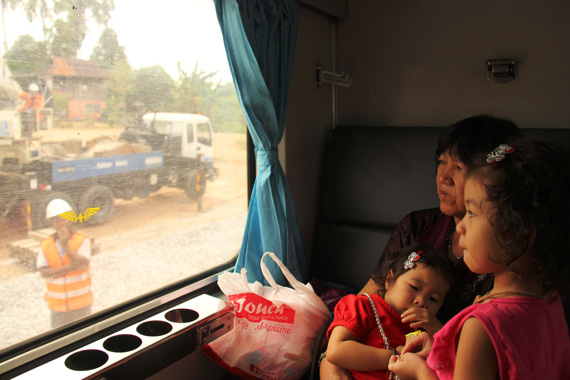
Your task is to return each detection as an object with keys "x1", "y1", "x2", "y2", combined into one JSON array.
[{"x1": 327, "y1": 294, "x2": 413, "y2": 380}]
